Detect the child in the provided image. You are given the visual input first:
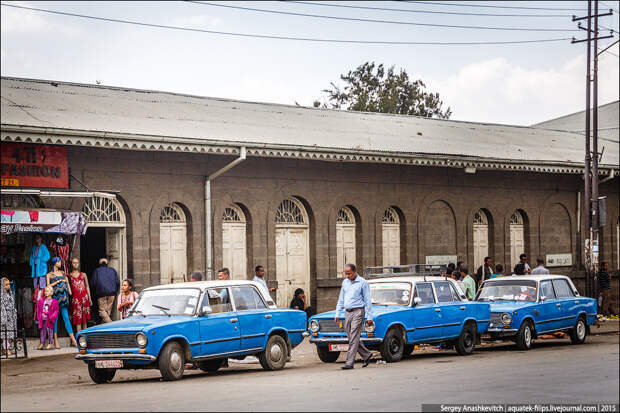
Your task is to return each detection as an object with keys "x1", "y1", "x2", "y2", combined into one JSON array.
[{"x1": 36, "y1": 286, "x2": 59, "y2": 350}]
